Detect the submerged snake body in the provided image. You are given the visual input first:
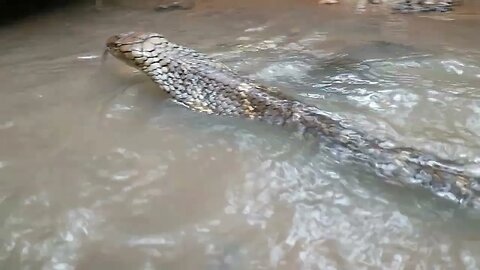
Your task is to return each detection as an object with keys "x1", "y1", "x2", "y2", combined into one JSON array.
[{"x1": 106, "y1": 32, "x2": 480, "y2": 208}]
